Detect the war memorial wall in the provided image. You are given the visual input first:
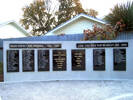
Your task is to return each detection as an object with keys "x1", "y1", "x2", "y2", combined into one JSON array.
[{"x1": 3, "y1": 40, "x2": 132, "y2": 82}]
